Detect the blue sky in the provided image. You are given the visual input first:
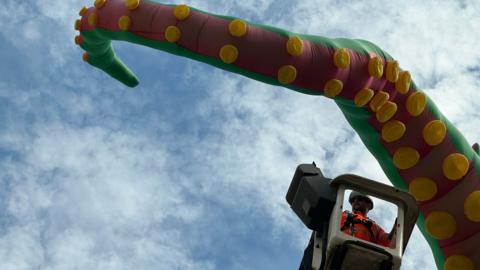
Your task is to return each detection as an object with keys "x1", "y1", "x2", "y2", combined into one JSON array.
[{"x1": 0, "y1": 0, "x2": 479, "y2": 269}]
